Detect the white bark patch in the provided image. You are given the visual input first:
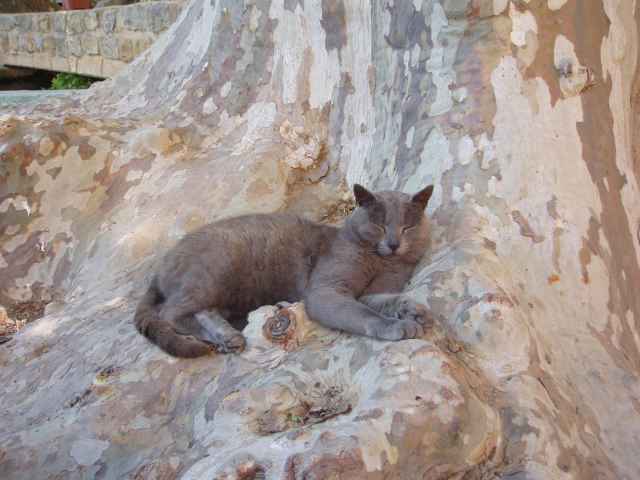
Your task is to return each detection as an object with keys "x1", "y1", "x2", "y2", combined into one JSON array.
[
  {"x1": 128, "y1": 127, "x2": 179, "y2": 157},
  {"x1": 427, "y1": 3, "x2": 455, "y2": 116},
  {"x1": 482, "y1": 54, "x2": 640, "y2": 474},
  {"x1": 478, "y1": 133, "x2": 496, "y2": 169},
  {"x1": 405, "y1": 126, "x2": 415, "y2": 148},
  {"x1": 23, "y1": 316, "x2": 57, "y2": 338},
  {"x1": 38, "y1": 137, "x2": 55, "y2": 157},
  {"x1": 307, "y1": 1, "x2": 341, "y2": 109},
  {"x1": 509, "y1": 3, "x2": 537, "y2": 47},
  {"x1": 270, "y1": 0, "x2": 341, "y2": 108},
  {"x1": 249, "y1": 4, "x2": 262, "y2": 32},
  {"x1": 452, "y1": 87, "x2": 468, "y2": 103},
  {"x1": 601, "y1": 0, "x2": 640, "y2": 271},
  {"x1": 220, "y1": 81, "x2": 232, "y2": 98},
  {"x1": 108, "y1": 0, "x2": 215, "y2": 116},
  {"x1": 493, "y1": 0, "x2": 509, "y2": 15},
  {"x1": 410, "y1": 43, "x2": 421, "y2": 68},
  {"x1": 202, "y1": 97, "x2": 217, "y2": 115},
  {"x1": 70, "y1": 439, "x2": 109, "y2": 466},
  {"x1": 548, "y1": 0, "x2": 568, "y2": 10},
  {"x1": 233, "y1": 102, "x2": 277, "y2": 155},
  {"x1": 554, "y1": 35, "x2": 590, "y2": 98},
  {"x1": 403, "y1": 127, "x2": 452, "y2": 213},
  {"x1": 0, "y1": 196, "x2": 31, "y2": 215},
  {"x1": 270, "y1": 0, "x2": 306, "y2": 104},
  {"x1": 457, "y1": 135, "x2": 475, "y2": 165},
  {"x1": 341, "y1": 0, "x2": 375, "y2": 185},
  {"x1": 358, "y1": 418, "x2": 400, "y2": 471}
]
